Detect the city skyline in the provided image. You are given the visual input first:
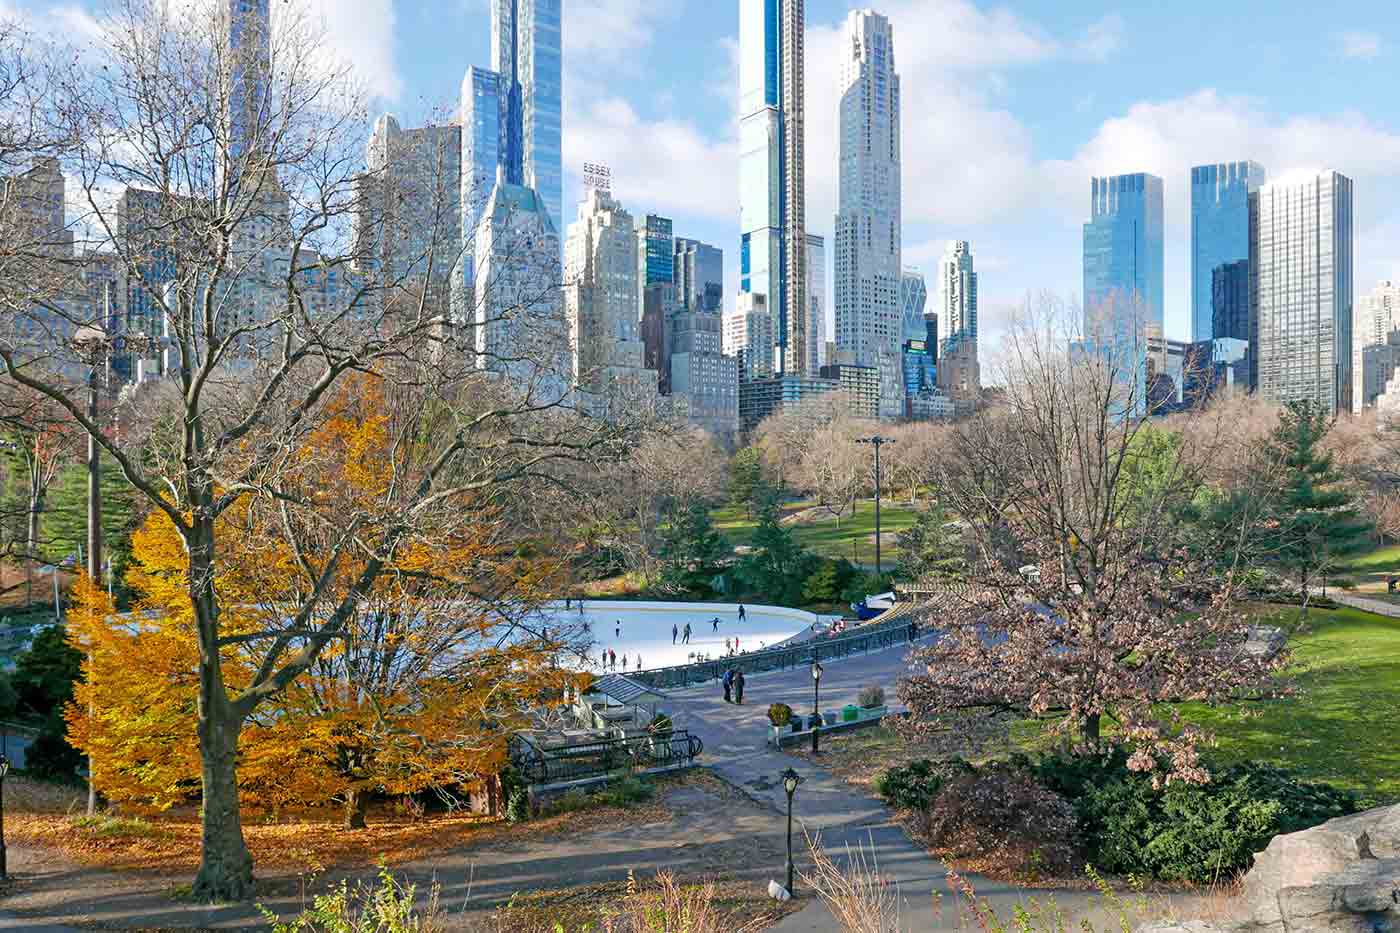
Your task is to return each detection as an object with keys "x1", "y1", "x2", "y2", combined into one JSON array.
[{"x1": 12, "y1": 0, "x2": 1400, "y2": 355}]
